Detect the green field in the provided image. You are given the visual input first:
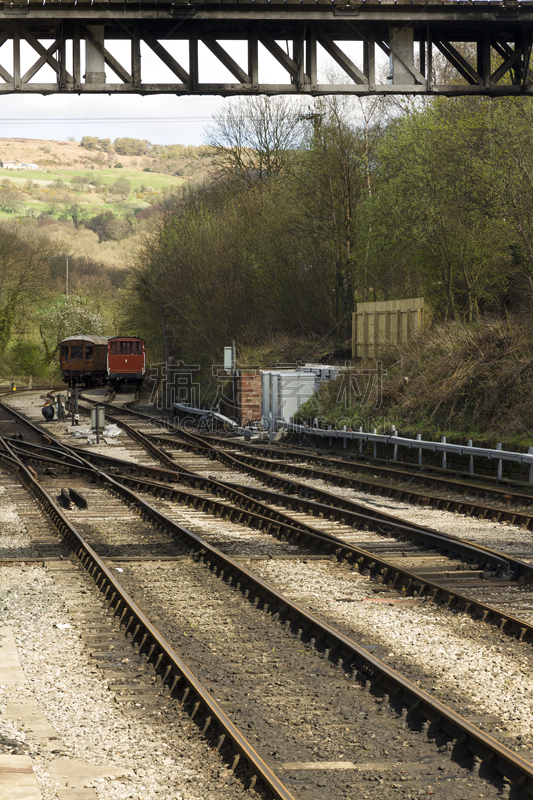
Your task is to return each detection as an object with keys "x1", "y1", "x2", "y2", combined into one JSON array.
[
  {"x1": 0, "y1": 167, "x2": 185, "y2": 192},
  {"x1": 0, "y1": 164, "x2": 187, "y2": 222}
]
